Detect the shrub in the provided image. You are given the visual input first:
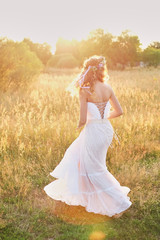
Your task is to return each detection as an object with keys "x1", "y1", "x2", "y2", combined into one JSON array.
[
  {"x1": 142, "y1": 47, "x2": 160, "y2": 67},
  {"x1": 47, "y1": 53, "x2": 79, "y2": 68},
  {"x1": 23, "y1": 38, "x2": 52, "y2": 65},
  {"x1": 56, "y1": 54, "x2": 79, "y2": 68},
  {"x1": 0, "y1": 38, "x2": 43, "y2": 92},
  {"x1": 46, "y1": 54, "x2": 60, "y2": 68}
]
